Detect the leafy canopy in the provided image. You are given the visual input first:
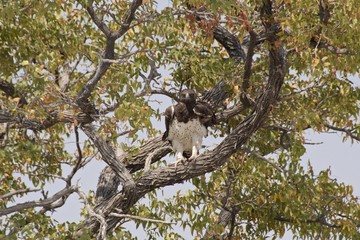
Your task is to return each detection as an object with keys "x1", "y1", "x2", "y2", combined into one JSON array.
[{"x1": 0, "y1": 0, "x2": 359, "y2": 239}]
